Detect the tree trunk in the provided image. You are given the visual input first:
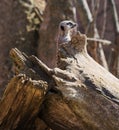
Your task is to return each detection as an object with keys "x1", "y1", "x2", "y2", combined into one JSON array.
[
  {"x1": 38, "y1": 0, "x2": 76, "y2": 68},
  {"x1": 0, "y1": 32, "x2": 119, "y2": 130},
  {"x1": 0, "y1": 0, "x2": 42, "y2": 97}
]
